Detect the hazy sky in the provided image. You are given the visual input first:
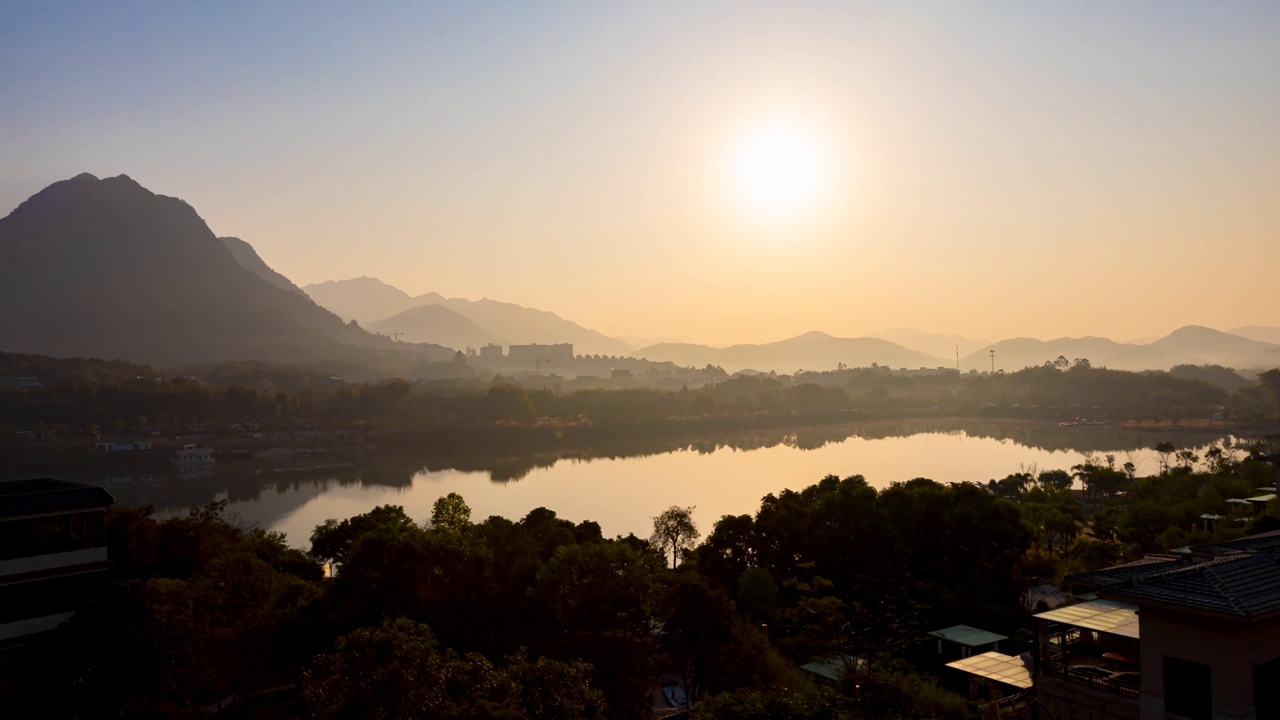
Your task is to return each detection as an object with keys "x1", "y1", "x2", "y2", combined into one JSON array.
[{"x1": 3, "y1": 2, "x2": 1278, "y2": 346}]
